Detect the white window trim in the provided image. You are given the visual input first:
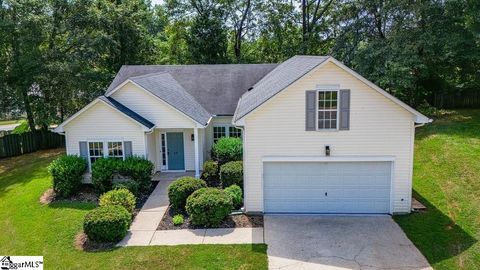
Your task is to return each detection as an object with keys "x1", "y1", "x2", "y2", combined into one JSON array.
[
  {"x1": 316, "y1": 89, "x2": 340, "y2": 131},
  {"x1": 213, "y1": 125, "x2": 242, "y2": 143},
  {"x1": 87, "y1": 140, "x2": 125, "y2": 171},
  {"x1": 213, "y1": 126, "x2": 227, "y2": 143}
]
